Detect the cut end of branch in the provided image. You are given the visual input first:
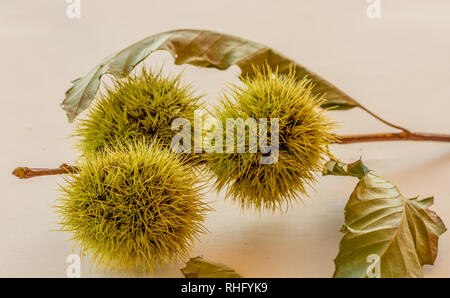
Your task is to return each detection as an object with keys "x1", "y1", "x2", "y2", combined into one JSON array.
[
  {"x1": 12, "y1": 167, "x2": 30, "y2": 179},
  {"x1": 11, "y1": 164, "x2": 78, "y2": 179}
]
